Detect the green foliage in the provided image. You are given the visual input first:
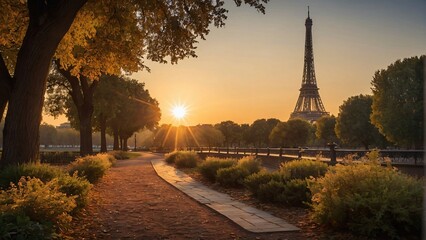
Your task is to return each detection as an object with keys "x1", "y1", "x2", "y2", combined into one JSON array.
[
  {"x1": 335, "y1": 94, "x2": 386, "y2": 149},
  {"x1": 0, "y1": 163, "x2": 64, "y2": 189},
  {"x1": 214, "y1": 120, "x2": 243, "y2": 147},
  {"x1": 309, "y1": 162, "x2": 423, "y2": 239},
  {"x1": 269, "y1": 119, "x2": 312, "y2": 147},
  {"x1": 371, "y1": 55, "x2": 424, "y2": 148},
  {"x1": 216, "y1": 156, "x2": 262, "y2": 187},
  {"x1": 68, "y1": 153, "x2": 114, "y2": 183},
  {"x1": 174, "y1": 152, "x2": 200, "y2": 169},
  {"x1": 57, "y1": 173, "x2": 92, "y2": 210},
  {"x1": 245, "y1": 171, "x2": 311, "y2": 206},
  {"x1": 165, "y1": 151, "x2": 180, "y2": 164},
  {"x1": 236, "y1": 156, "x2": 262, "y2": 174},
  {"x1": 315, "y1": 115, "x2": 337, "y2": 144},
  {"x1": 0, "y1": 177, "x2": 76, "y2": 237},
  {"x1": 164, "y1": 151, "x2": 199, "y2": 168},
  {"x1": 0, "y1": 213, "x2": 49, "y2": 240},
  {"x1": 256, "y1": 179, "x2": 309, "y2": 206},
  {"x1": 248, "y1": 118, "x2": 281, "y2": 147},
  {"x1": 109, "y1": 150, "x2": 140, "y2": 160},
  {"x1": 216, "y1": 166, "x2": 250, "y2": 188},
  {"x1": 244, "y1": 171, "x2": 282, "y2": 195},
  {"x1": 280, "y1": 159, "x2": 328, "y2": 180},
  {"x1": 199, "y1": 157, "x2": 236, "y2": 182}
]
